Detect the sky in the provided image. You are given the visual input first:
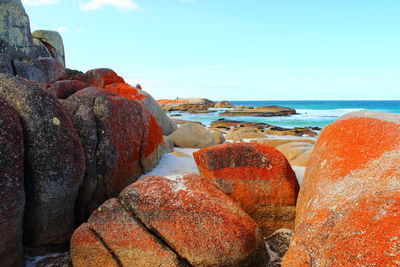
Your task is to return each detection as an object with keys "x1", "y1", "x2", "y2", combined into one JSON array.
[{"x1": 22, "y1": 0, "x2": 400, "y2": 100}]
